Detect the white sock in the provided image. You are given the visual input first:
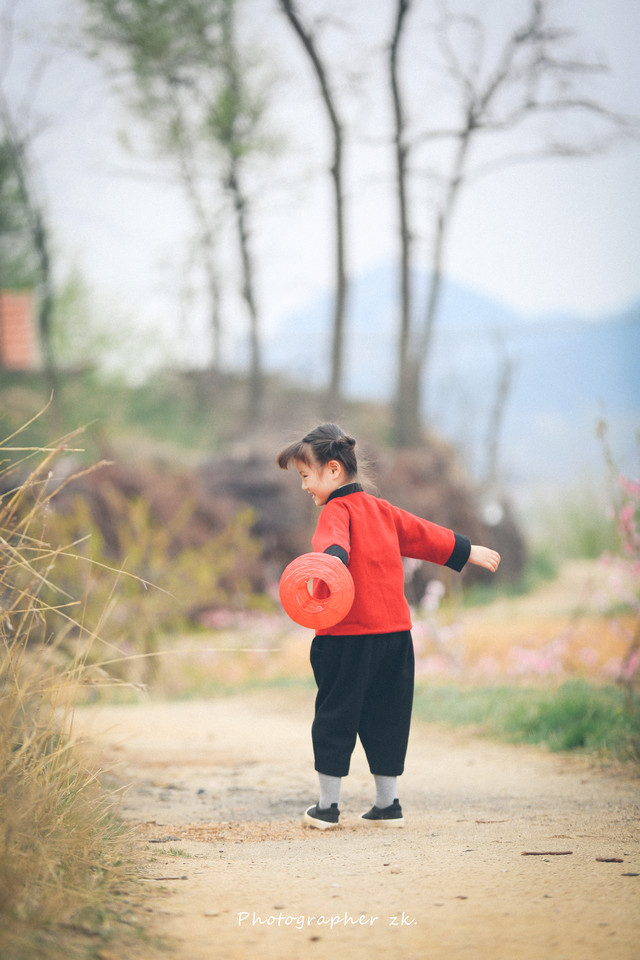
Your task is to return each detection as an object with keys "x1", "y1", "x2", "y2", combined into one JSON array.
[
  {"x1": 318, "y1": 773, "x2": 341, "y2": 809},
  {"x1": 374, "y1": 775, "x2": 398, "y2": 809}
]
